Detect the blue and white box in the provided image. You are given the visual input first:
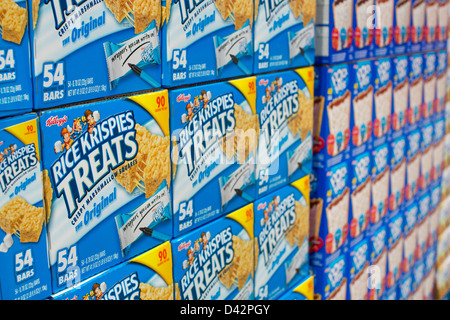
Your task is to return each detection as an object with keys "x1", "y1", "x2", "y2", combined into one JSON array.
[
  {"x1": 407, "y1": 53, "x2": 424, "y2": 130},
  {"x1": 403, "y1": 201, "x2": 418, "y2": 273},
  {"x1": 368, "y1": 223, "x2": 388, "y2": 300},
  {"x1": 389, "y1": 135, "x2": 406, "y2": 215},
  {"x1": 405, "y1": 128, "x2": 421, "y2": 203},
  {"x1": 313, "y1": 253, "x2": 348, "y2": 300},
  {"x1": 435, "y1": 50, "x2": 448, "y2": 116},
  {"x1": 422, "y1": 51, "x2": 437, "y2": 123},
  {"x1": 346, "y1": 237, "x2": 369, "y2": 300},
  {"x1": 386, "y1": 210, "x2": 403, "y2": 288},
  {"x1": 371, "y1": 142, "x2": 390, "y2": 227},
  {"x1": 392, "y1": 55, "x2": 409, "y2": 136},
  {"x1": 419, "y1": 120, "x2": 433, "y2": 192}
]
